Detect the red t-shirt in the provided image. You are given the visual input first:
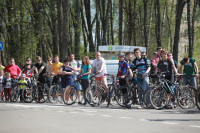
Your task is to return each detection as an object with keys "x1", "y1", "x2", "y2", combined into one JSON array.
[{"x1": 4, "y1": 65, "x2": 21, "y2": 79}]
